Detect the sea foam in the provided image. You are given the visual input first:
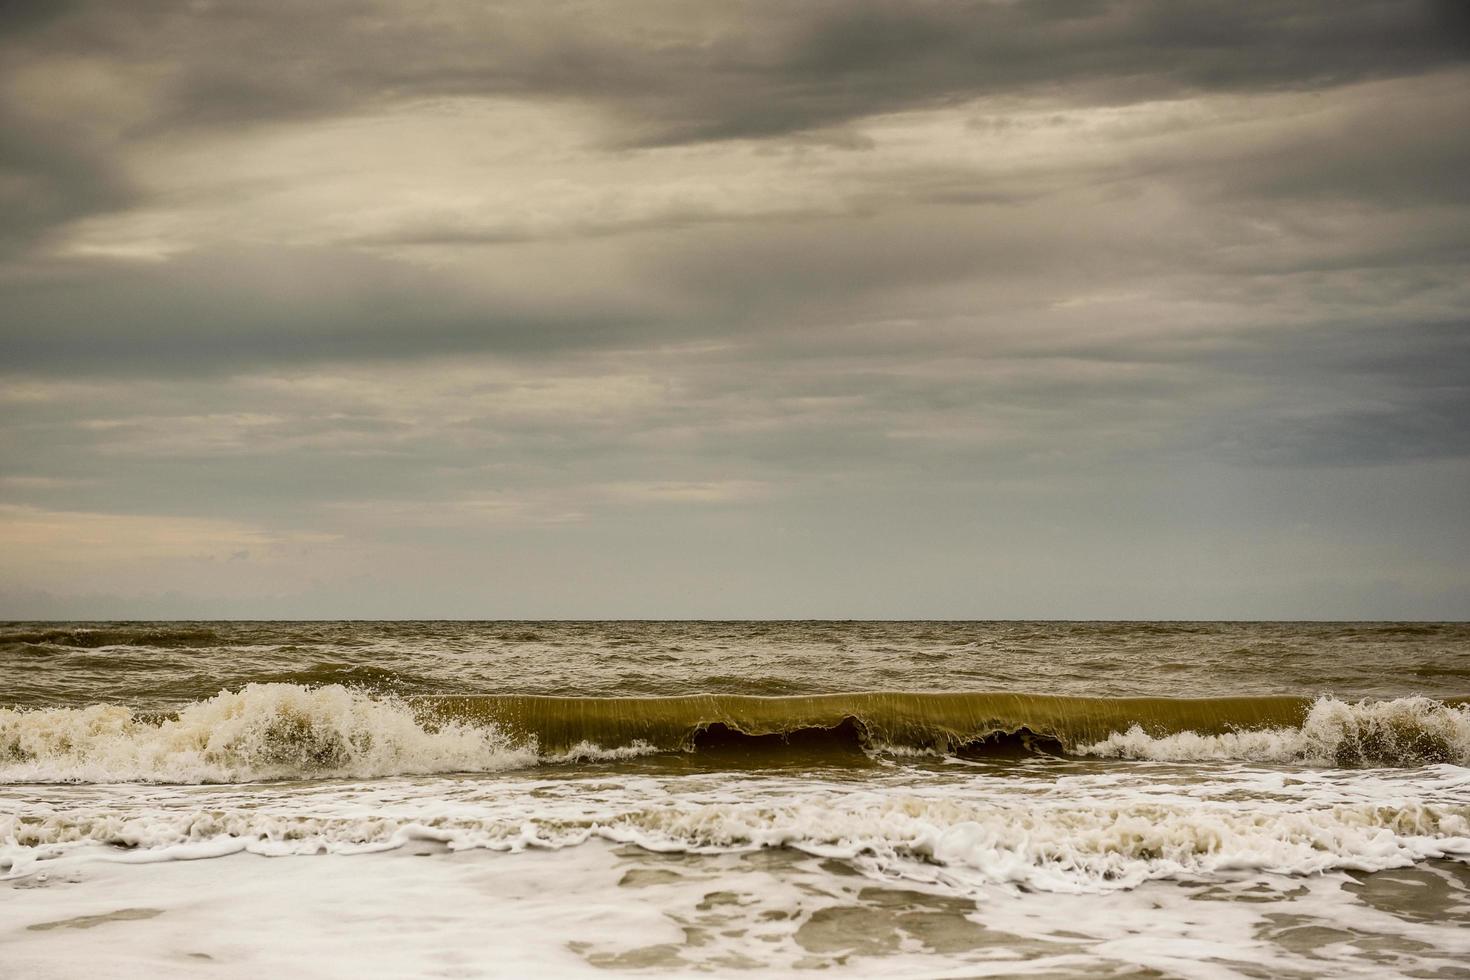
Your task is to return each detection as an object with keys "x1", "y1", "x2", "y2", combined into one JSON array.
[
  {"x1": 6, "y1": 793, "x2": 1469, "y2": 893},
  {"x1": 0, "y1": 684, "x2": 535, "y2": 783},
  {"x1": 1079, "y1": 695, "x2": 1470, "y2": 766}
]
